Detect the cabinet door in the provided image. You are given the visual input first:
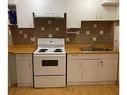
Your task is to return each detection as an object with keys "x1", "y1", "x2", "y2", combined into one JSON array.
[
  {"x1": 82, "y1": 60, "x2": 100, "y2": 82},
  {"x1": 16, "y1": 61, "x2": 33, "y2": 86},
  {"x1": 8, "y1": 53, "x2": 16, "y2": 86},
  {"x1": 66, "y1": 0, "x2": 81, "y2": 28},
  {"x1": 67, "y1": 59, "x2": 82, "y2": 84},
  {"x1": 33, "y1": 0, "x2": 66, "y2": 13},
  {"x1": 17, "y1": 0, "x2": 34, "y2": 28},
  {"x1": 51, "y1": 0, "x2": 66, "y2": 13},
  {"x1": 100, "y1": 59, "x2": 118, "y2": 81},
  {"x1": 33, "y1": 0, "x2": 49, "y2": 13},
  {"x1": 8, "y1": 0, "x2": 16, "y2": 5},
  {"x1": 99, "y1": 6, "x2": 116, "y2": 20}
]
